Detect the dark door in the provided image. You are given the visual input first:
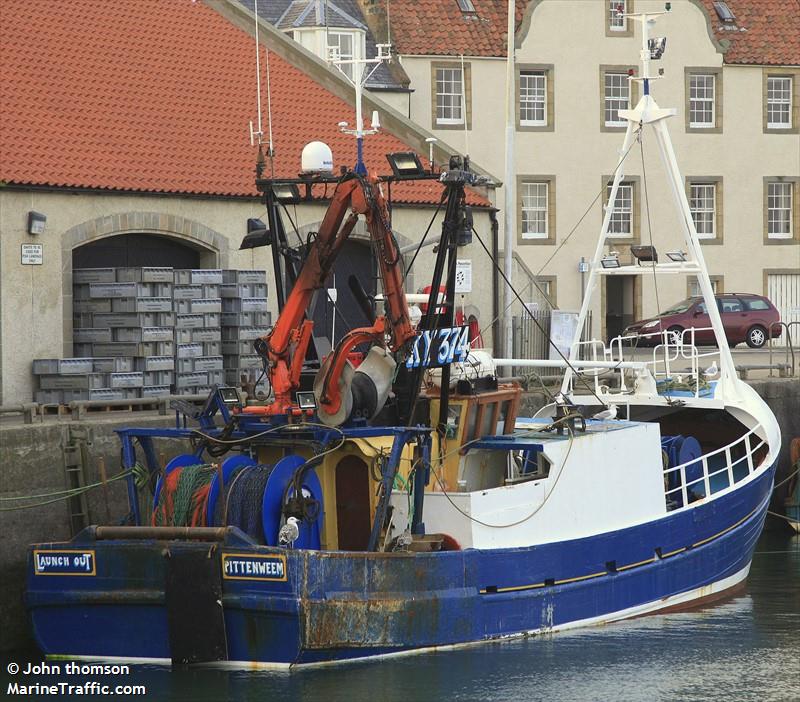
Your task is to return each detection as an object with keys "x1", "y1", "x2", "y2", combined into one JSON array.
[
  {"x1": 606, "y1": 276, "x2": 635, "y2": 342},
  {"x1": 335, "y1": 455, "x2": 372, "y2": 551},
  {"x1": 72, "y1": 233, "x2": 202, "y2": 268}
]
